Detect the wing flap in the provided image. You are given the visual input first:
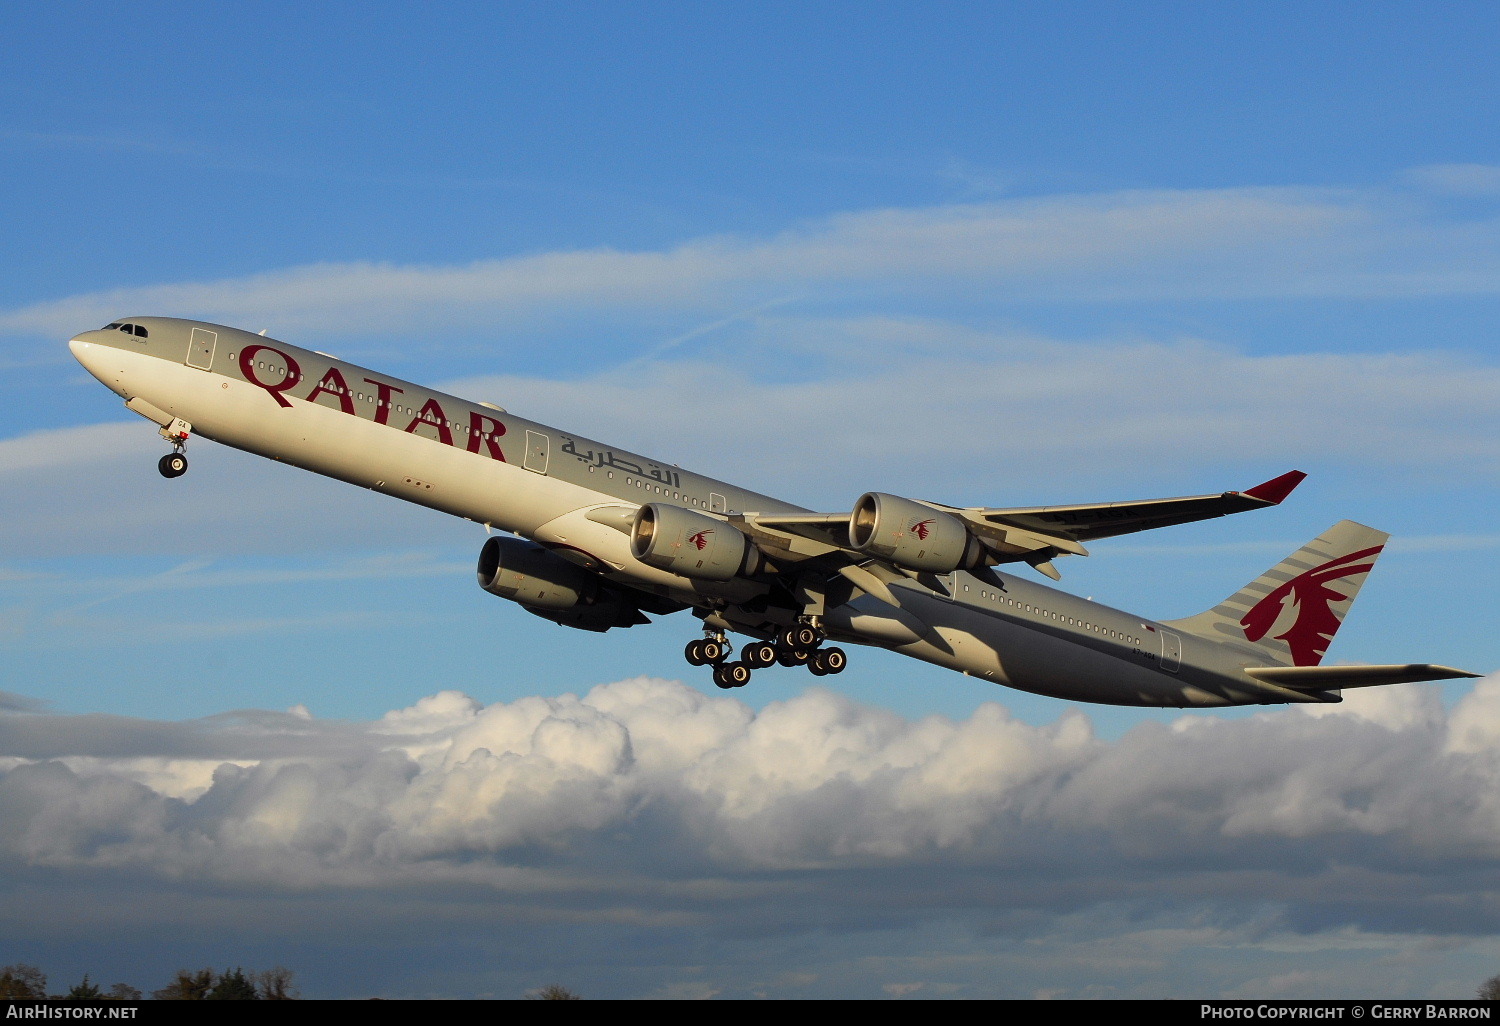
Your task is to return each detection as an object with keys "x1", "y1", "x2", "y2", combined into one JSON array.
[{"x1": 741, "y1": 512, "x2": 852, "y2": 548}]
